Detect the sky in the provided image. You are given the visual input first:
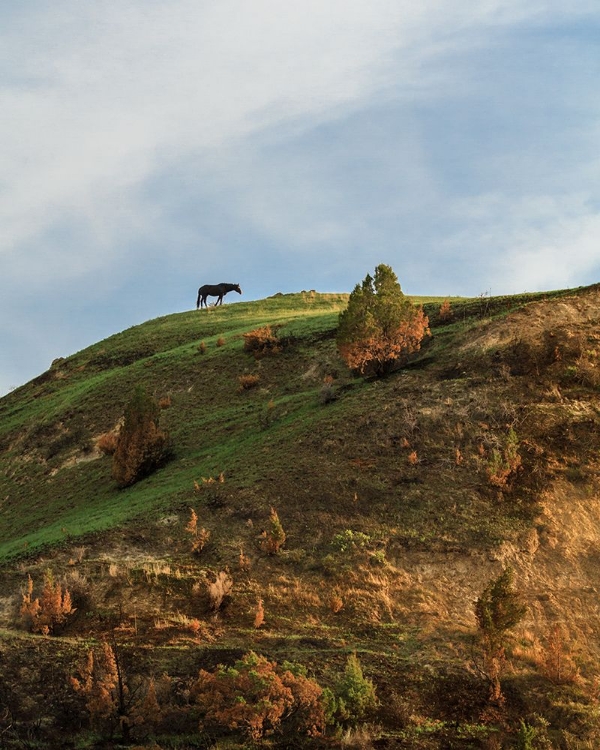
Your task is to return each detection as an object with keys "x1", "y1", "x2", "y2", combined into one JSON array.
[{"x1": 1, "y1": 1, "x2": 600, "y2": 395}]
